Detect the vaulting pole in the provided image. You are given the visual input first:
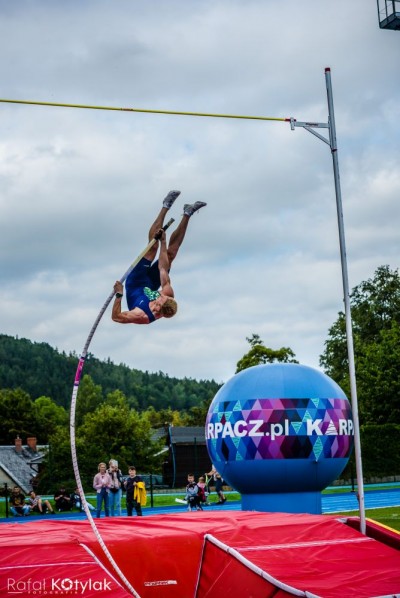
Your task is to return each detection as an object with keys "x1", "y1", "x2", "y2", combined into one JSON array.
[
  {"x1": 70, "y1": 216, "x2": 174, "y2": 596},
  {"x1": 324, "y1": 67, "x2": 366, "y2": 534}
]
